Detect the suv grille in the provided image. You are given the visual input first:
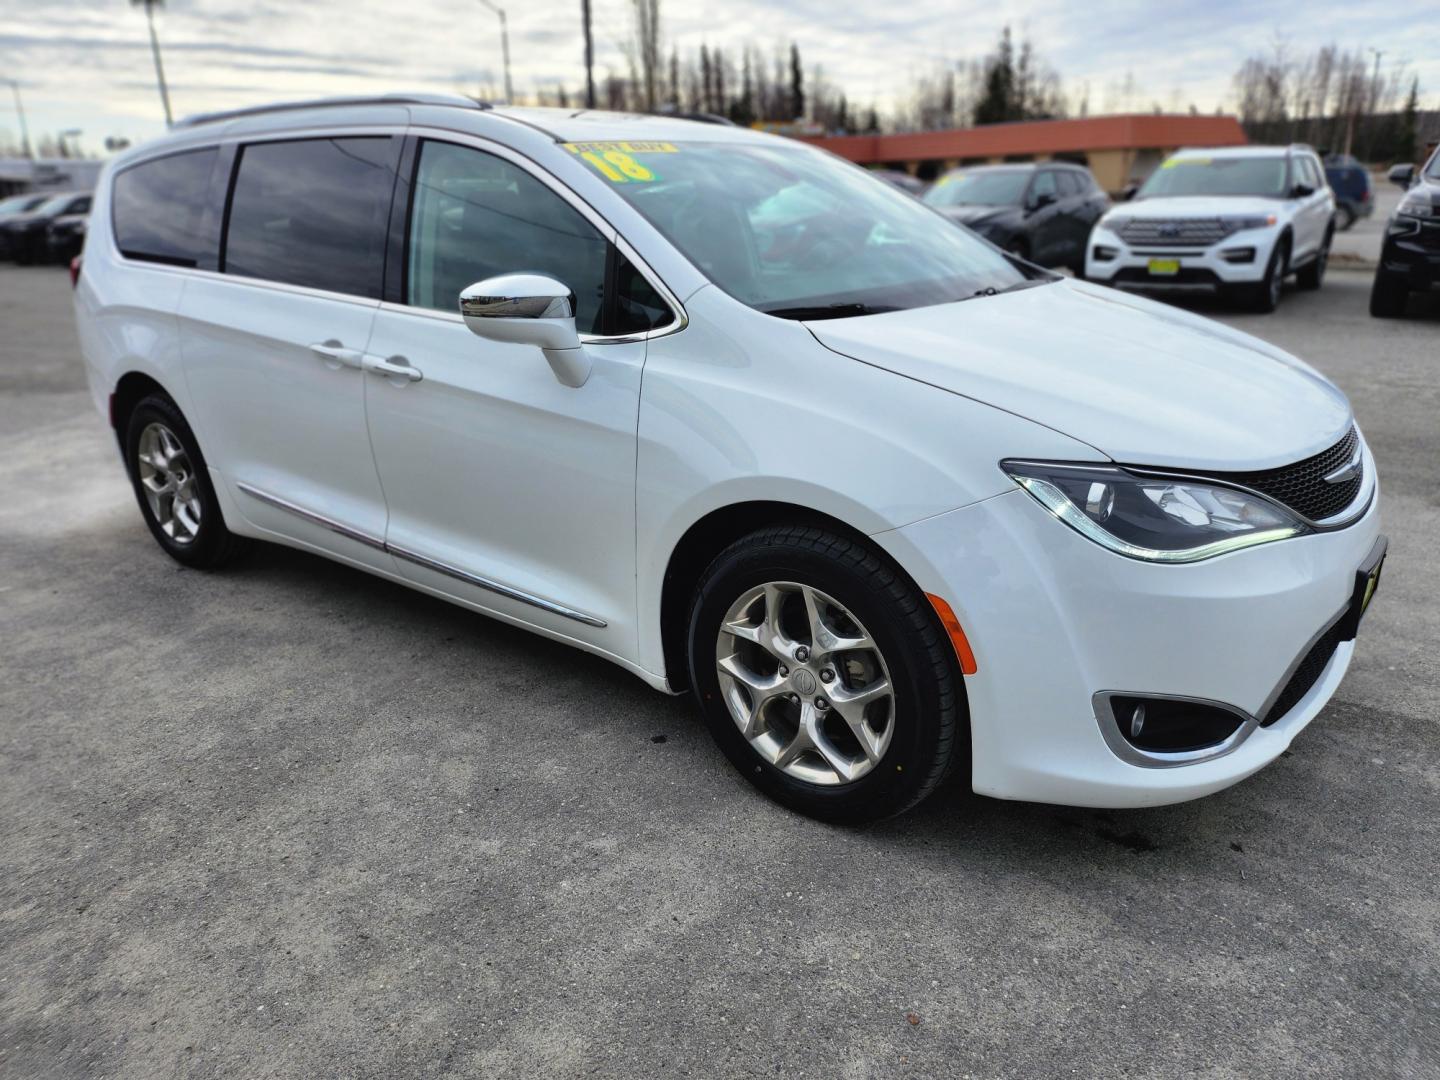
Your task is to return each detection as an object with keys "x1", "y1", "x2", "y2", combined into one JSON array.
[
  {"x1": 1117, "y1": 218, "x2": 1230, "y2": 248},
  {"x1": 1209, "y1": 427, "x2": 1362, "y2": 523},
  {"x1": 1262, "y1": 620, "x2": 1344, "y2": 726}
]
